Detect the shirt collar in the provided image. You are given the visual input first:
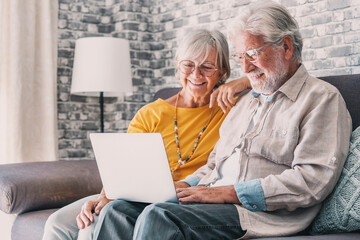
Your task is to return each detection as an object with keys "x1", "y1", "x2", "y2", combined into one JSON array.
[
  {"x1": 250, "y1": 90, "x2": 278, "y2": 102},
  {"x1": 278, "y1": 64, "x2": 307, "y2": 102}
]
